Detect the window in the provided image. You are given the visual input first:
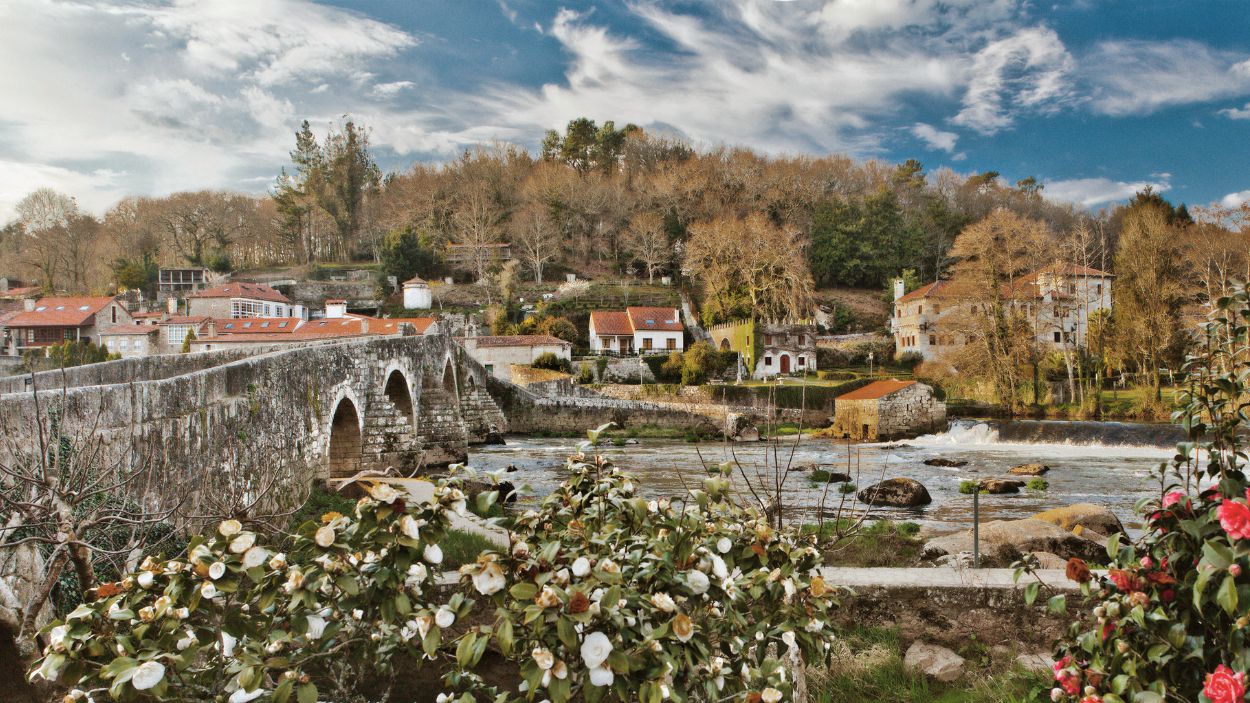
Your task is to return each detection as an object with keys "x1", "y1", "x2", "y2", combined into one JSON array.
[
  {"x1": 111, "y1": 306, "x2": 117, "y2": 323},
  {"x1": 1096, "y1": 284, "x2": 1103, "y2": 296},
  {"x1": 763, "y1": 334, "x2": 772, "y2": 345},
  {"x1": 764, "y1": 356, "x2": 772, "y2": 367},
  {"x1": 929, "y1": 335, "x2": 936, "y2": 346},
  {"x1": 918, "y1": 305, "x2": 923, "y2": 314},
  {"x1": 666, "y1": 337, "x2": 676, "y2": 350},
  {"x1": 600, "y1": 337, "x2": 611, "y2": 348},
  {"x1": 106, "y1": 340, "x2": 114, "y2": 350},
  {"x1": 642, "y1": 337, "x2": 653, "y2": 350},
  {"x1": 484, "y1": 364, "x2": 494, "y2": 374},
  {"x1": 230, "y1": 300, "x2": 267, "y2": 318},
  {"x1": 1053, "y1": 331, "x2": 1061, "y2": 343},
  {"x1": 165, "y1": 326, "x2": 189, "y2": 346},
  {"x1": 119, "y1": 339, "x2": 129, "y2": 351},
  {"x1": 933, "y1": 304, "x2": 941, "y2": 314},
  {"x1": 798, "y1": 356, "x2": 806, "y2": 366}
]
